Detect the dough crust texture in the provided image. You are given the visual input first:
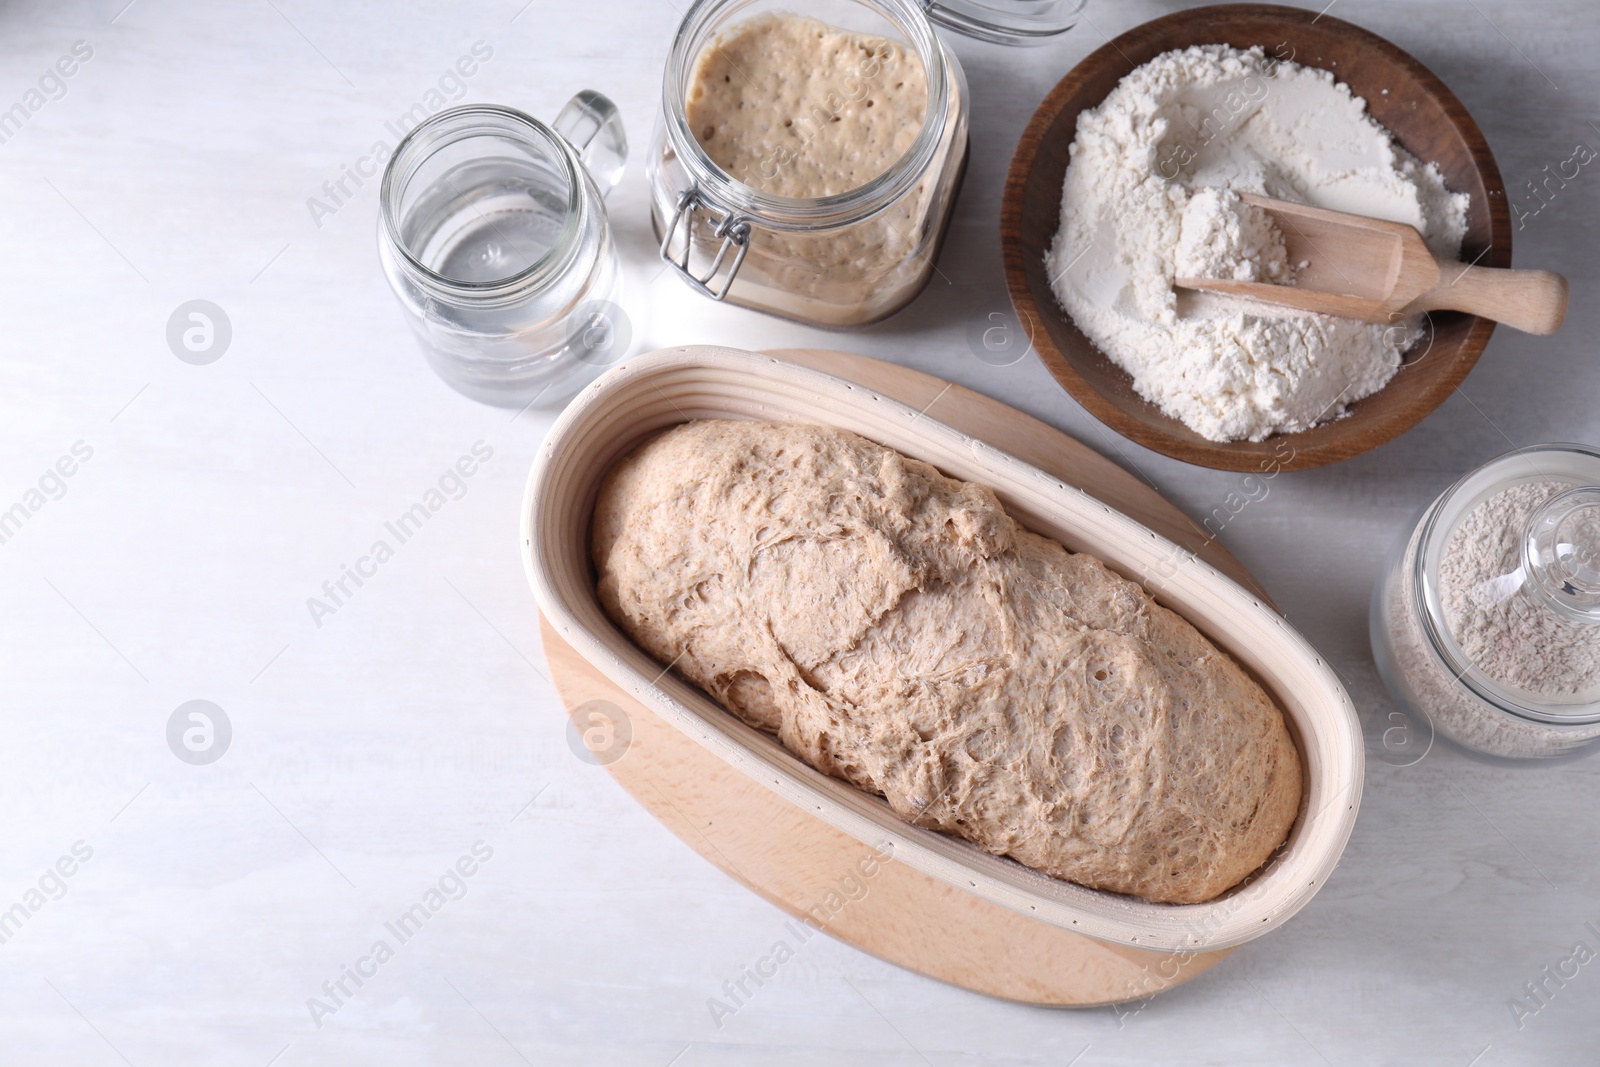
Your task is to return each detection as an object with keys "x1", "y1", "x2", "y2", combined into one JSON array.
[{"x1": 592, "y1": 420, "x2": 1302, "y2": 905}]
